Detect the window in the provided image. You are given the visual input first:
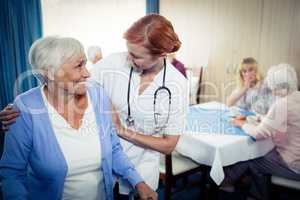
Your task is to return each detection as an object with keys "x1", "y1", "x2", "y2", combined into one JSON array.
[{"x1": 42, "y1": 0, "x2": 145, "y2": 56}]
